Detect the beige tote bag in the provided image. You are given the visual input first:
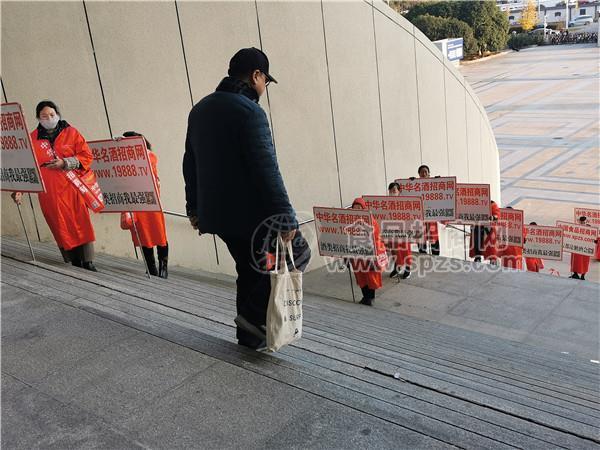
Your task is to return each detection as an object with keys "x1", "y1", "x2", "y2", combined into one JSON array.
[{"x1": 266, "y1": 236, "x2": 303, "y2": 352}]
